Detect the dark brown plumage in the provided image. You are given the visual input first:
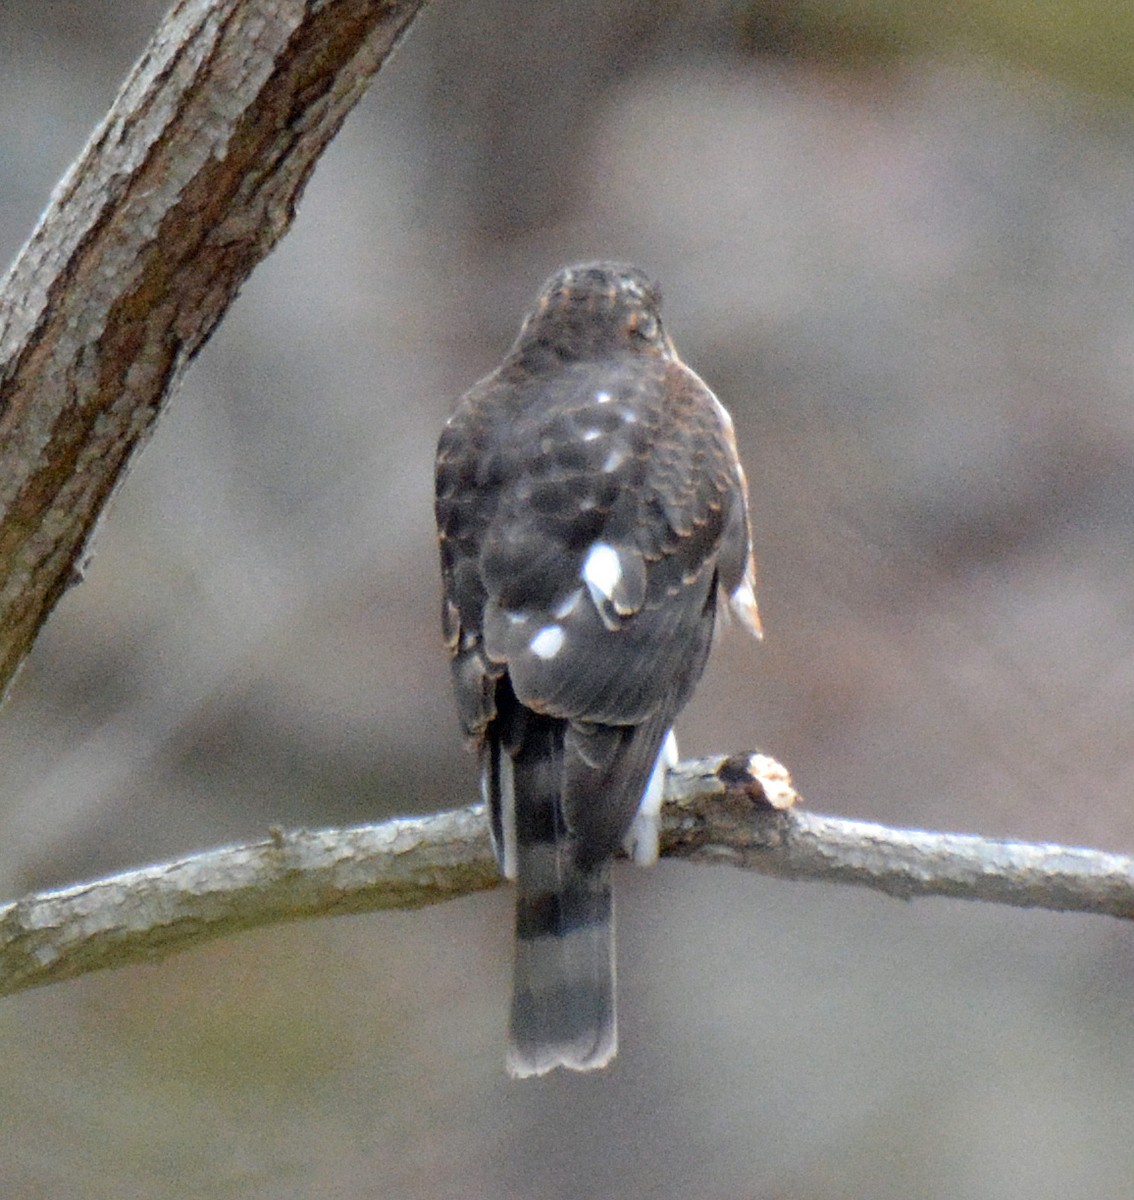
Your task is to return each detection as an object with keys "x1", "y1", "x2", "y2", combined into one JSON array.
[{"x1": 435, "y1": 262, "x2": 760, "y2": 1076}]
